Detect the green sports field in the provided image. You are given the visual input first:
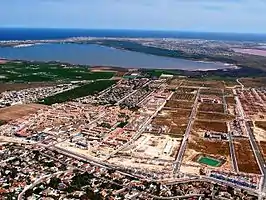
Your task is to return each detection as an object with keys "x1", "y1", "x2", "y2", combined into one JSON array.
[{"x1": 198, "y1": 156, "x2": 221, "y2": 167}]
